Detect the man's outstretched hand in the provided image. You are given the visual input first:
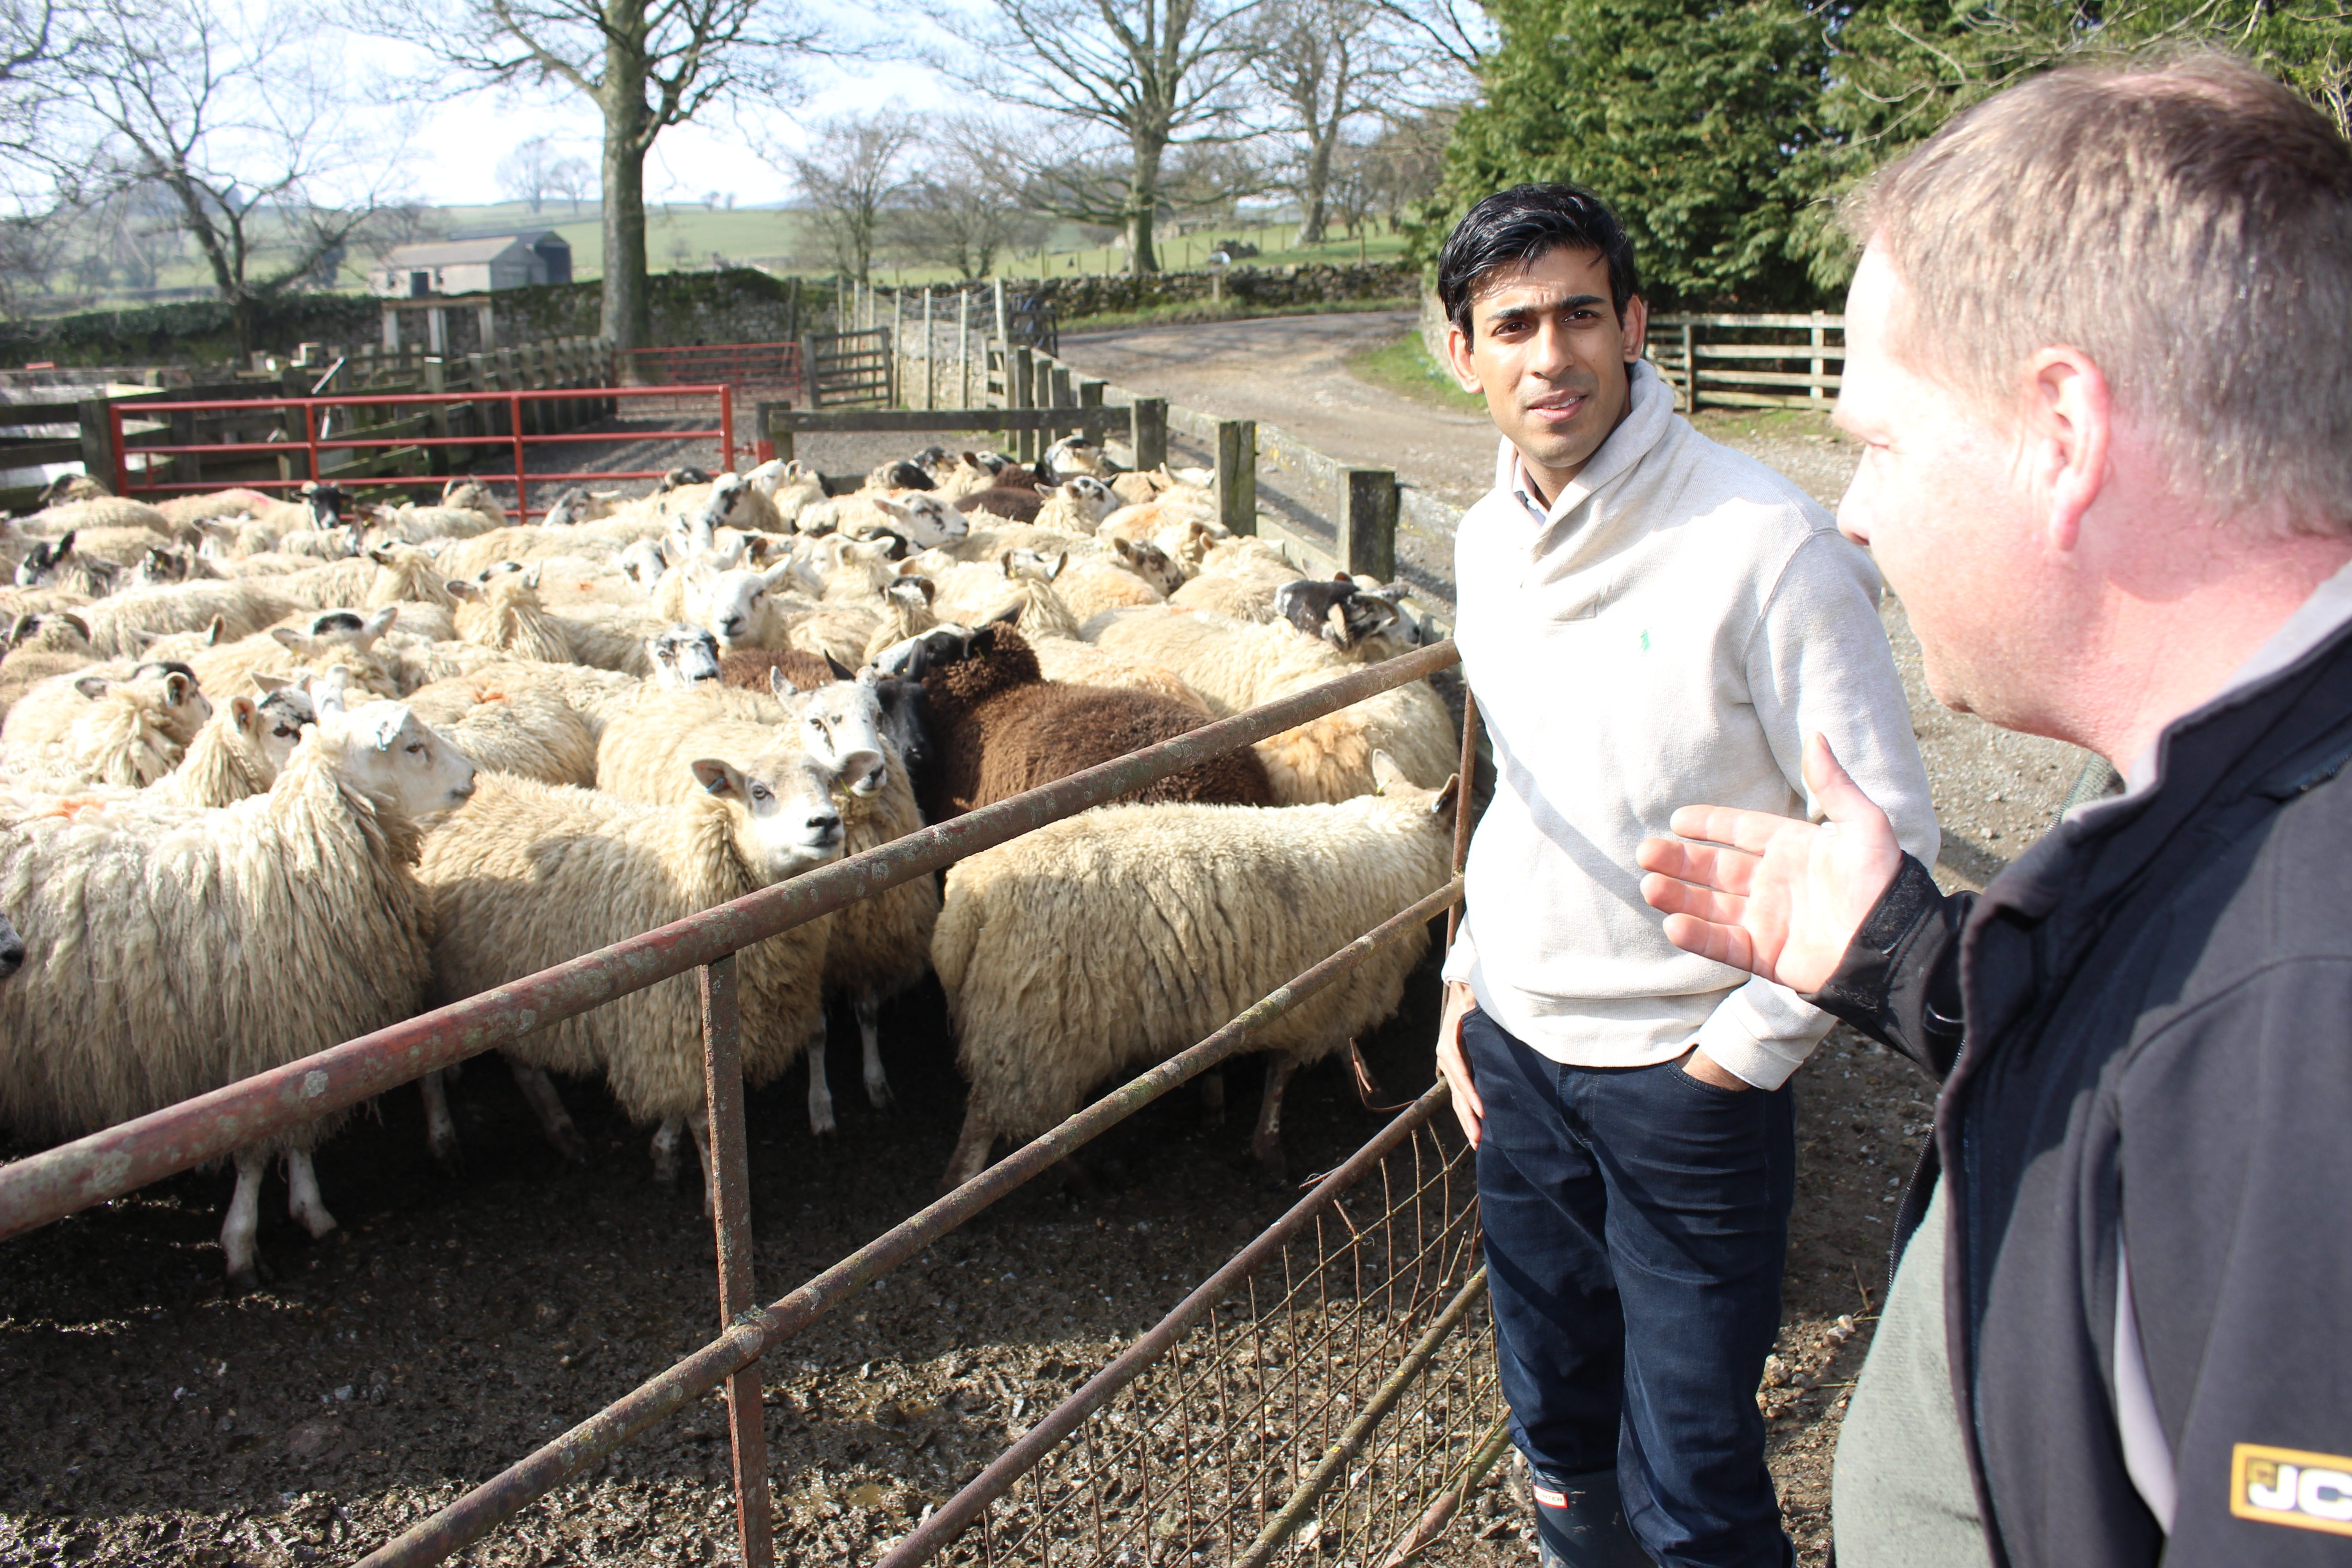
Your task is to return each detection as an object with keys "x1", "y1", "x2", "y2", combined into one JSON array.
[{"x1": 1636, "y1": 734, "x2": 1905, "y2": 995}]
